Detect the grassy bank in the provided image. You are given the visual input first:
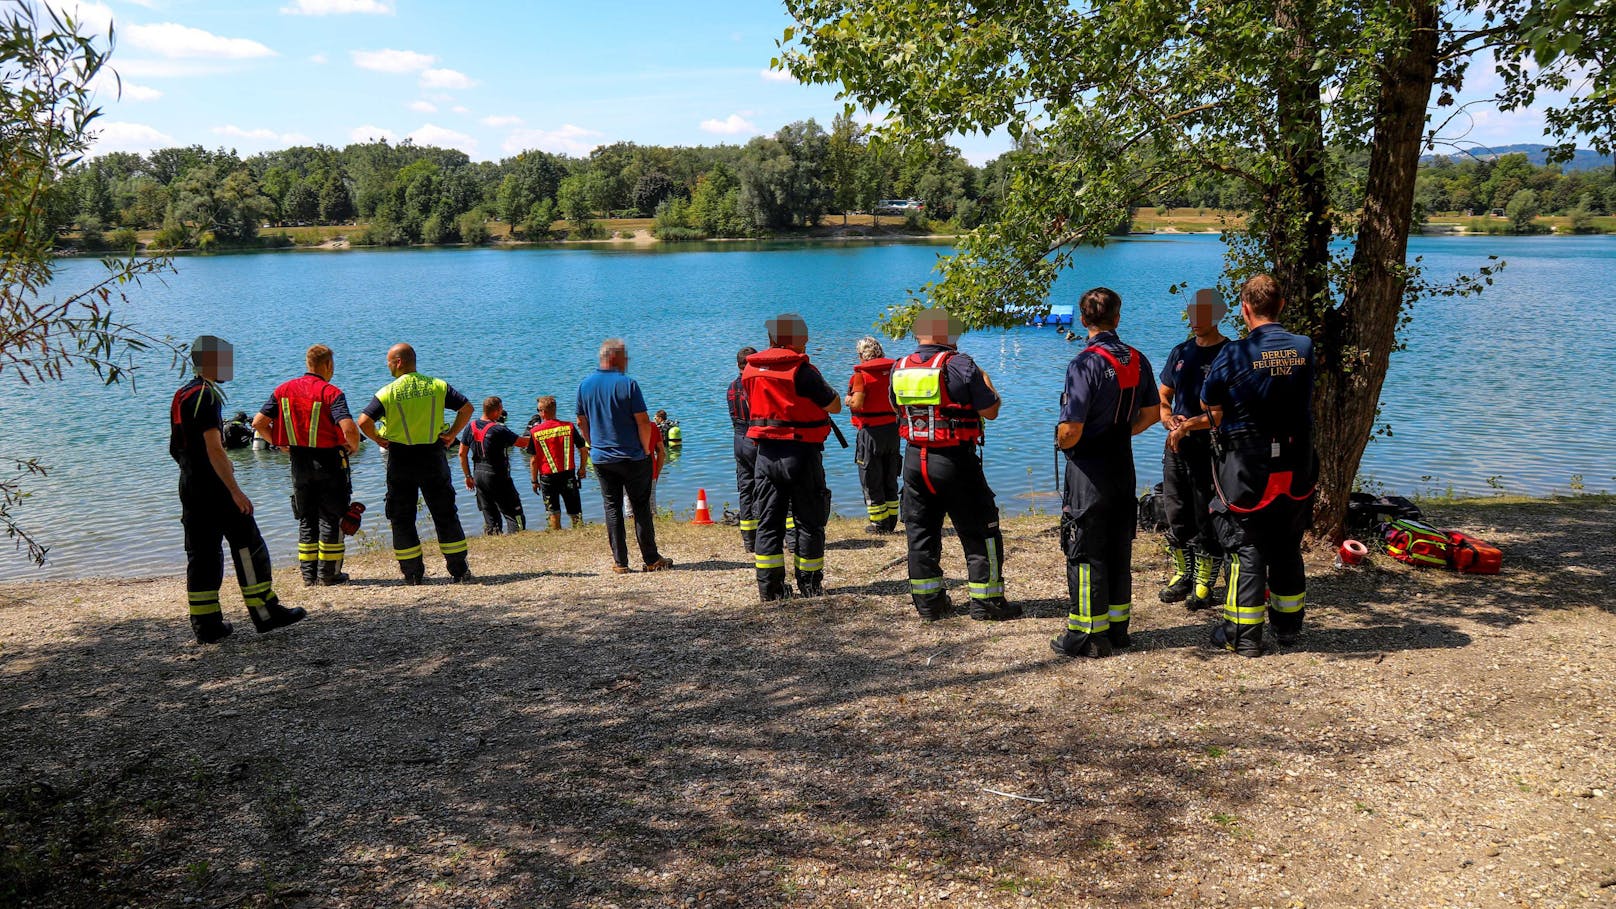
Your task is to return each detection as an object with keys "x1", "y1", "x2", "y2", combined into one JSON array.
[{"x1": 2, "y1": 496, "x2": 1612, "y2": 907}]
